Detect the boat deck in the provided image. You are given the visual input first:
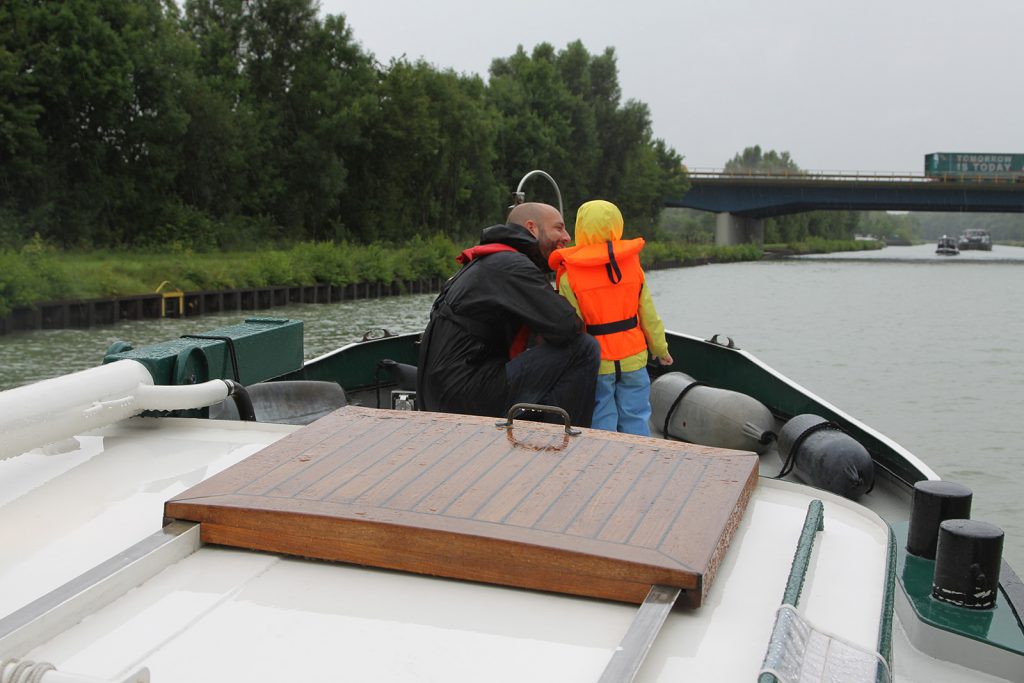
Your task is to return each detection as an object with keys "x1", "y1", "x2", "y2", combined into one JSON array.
[
  {"x1": 6, "y1": 415, "x2": 898, "y2": 682},
  {"x1": 166, "y1": 406, "x2": 758, "y2": 607}
]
